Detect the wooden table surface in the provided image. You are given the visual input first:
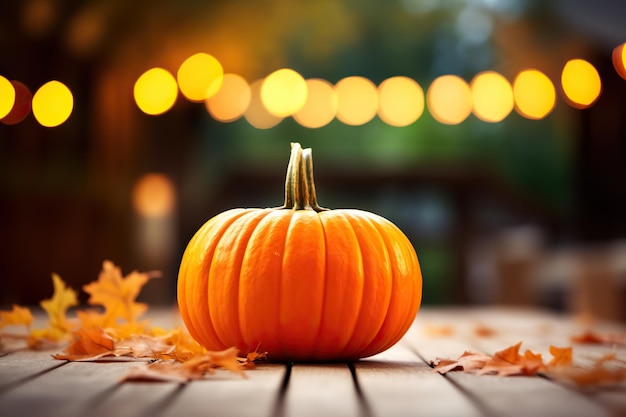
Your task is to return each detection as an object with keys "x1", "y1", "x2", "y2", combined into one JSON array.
[{"x1": 1, "y1": 307, "x2": 625, "y2": 417}]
